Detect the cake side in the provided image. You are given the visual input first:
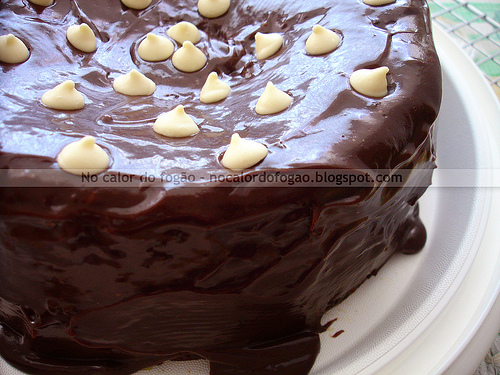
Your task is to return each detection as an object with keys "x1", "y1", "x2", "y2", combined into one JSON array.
[{"x1": 0, "y1": 0, "x2": 441, "y2": 374}]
